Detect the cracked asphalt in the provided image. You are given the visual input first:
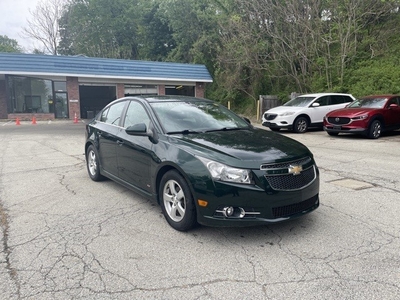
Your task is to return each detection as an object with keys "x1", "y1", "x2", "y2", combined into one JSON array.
[{"x1": 0, "y1": 120, "x2": 399, "y2": 299}]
